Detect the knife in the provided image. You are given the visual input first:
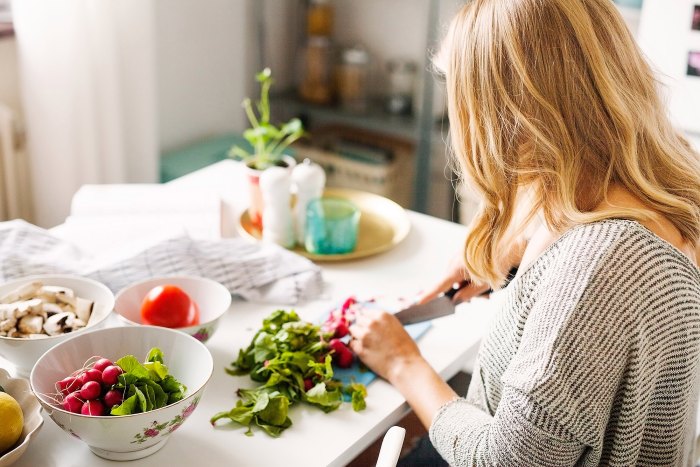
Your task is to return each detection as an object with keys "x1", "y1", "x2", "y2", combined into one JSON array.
[{"x1": 393, "y1": 281, "x2": 469, "y2": 325}]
